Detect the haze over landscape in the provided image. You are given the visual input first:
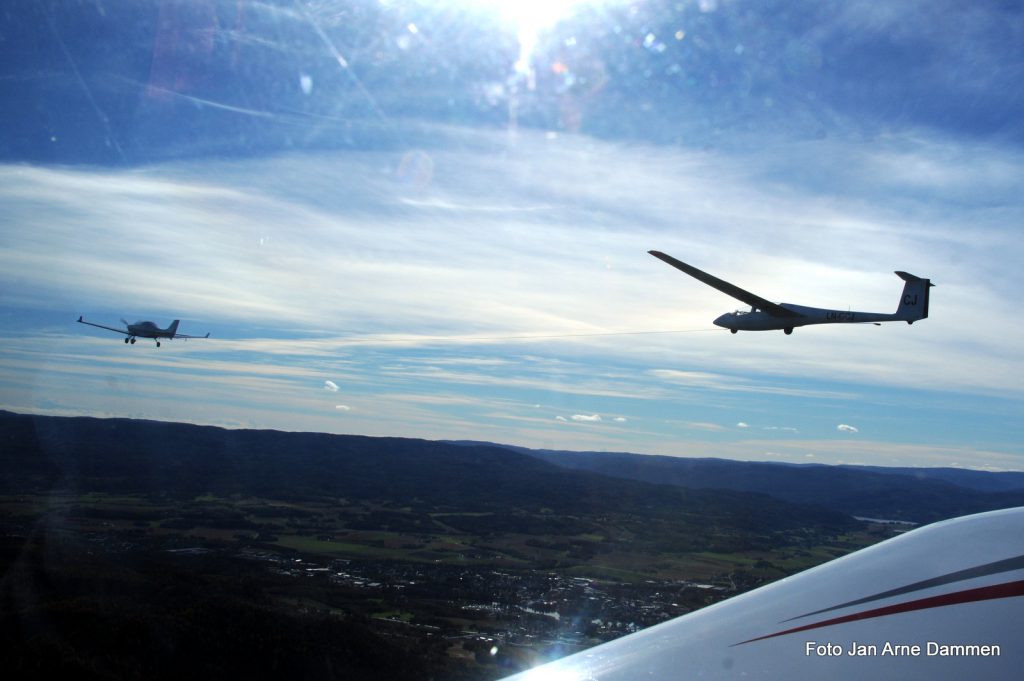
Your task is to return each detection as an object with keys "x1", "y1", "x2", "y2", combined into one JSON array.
[{"x1": 2, "y1": 0, "x2": 1023, "y2": 471}]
